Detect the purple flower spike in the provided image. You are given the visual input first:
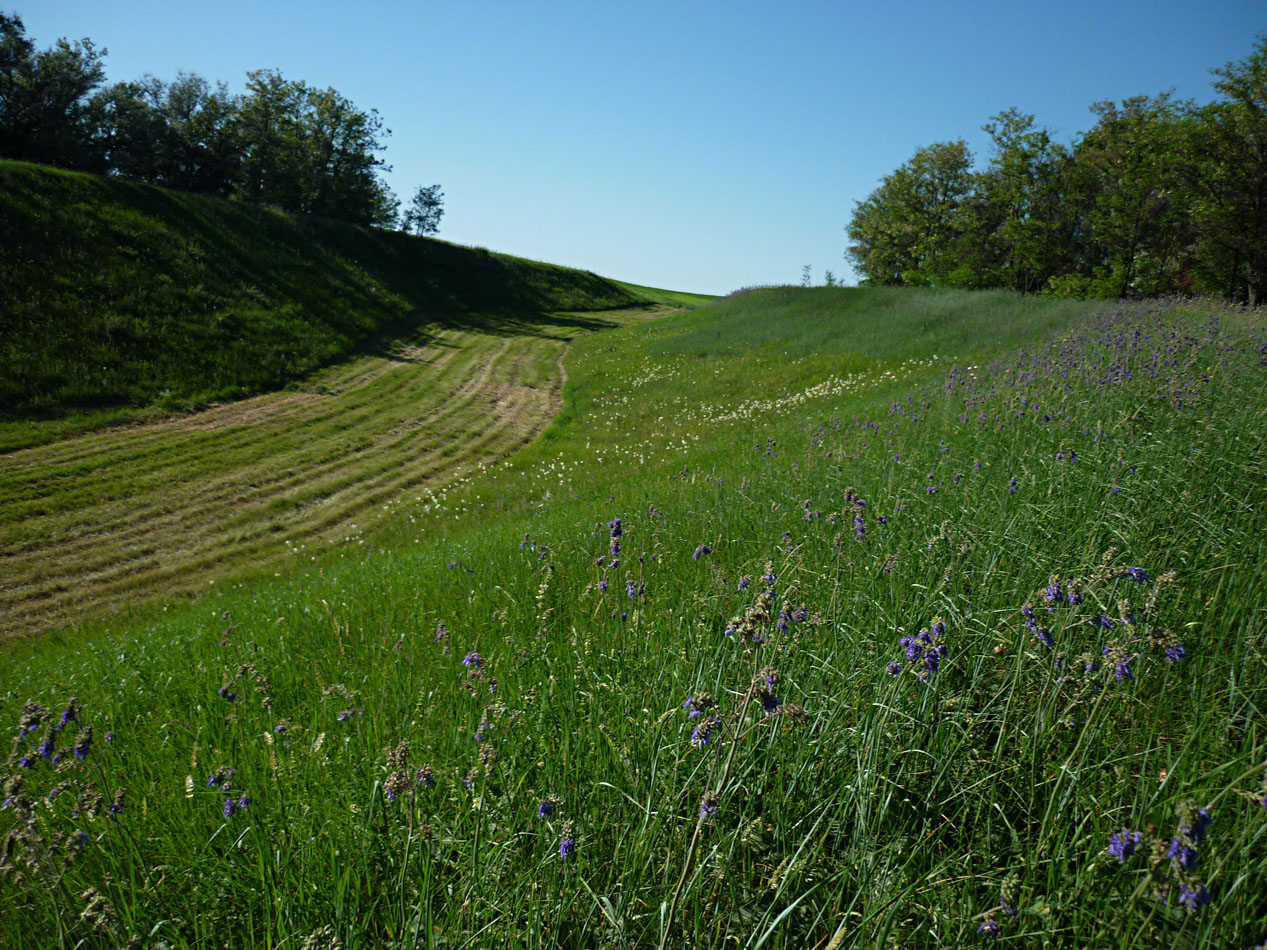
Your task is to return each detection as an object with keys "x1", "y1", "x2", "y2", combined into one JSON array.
[
  {"x1": 559, "y1": 837, "x2": 576, "y2": 860},
  {"x1": 1108, "y1": 830, "x2": 1143, "y2": 862},
  {"x1": 1178, "y1": 883, "x2": 1210, "y2": 910}
]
